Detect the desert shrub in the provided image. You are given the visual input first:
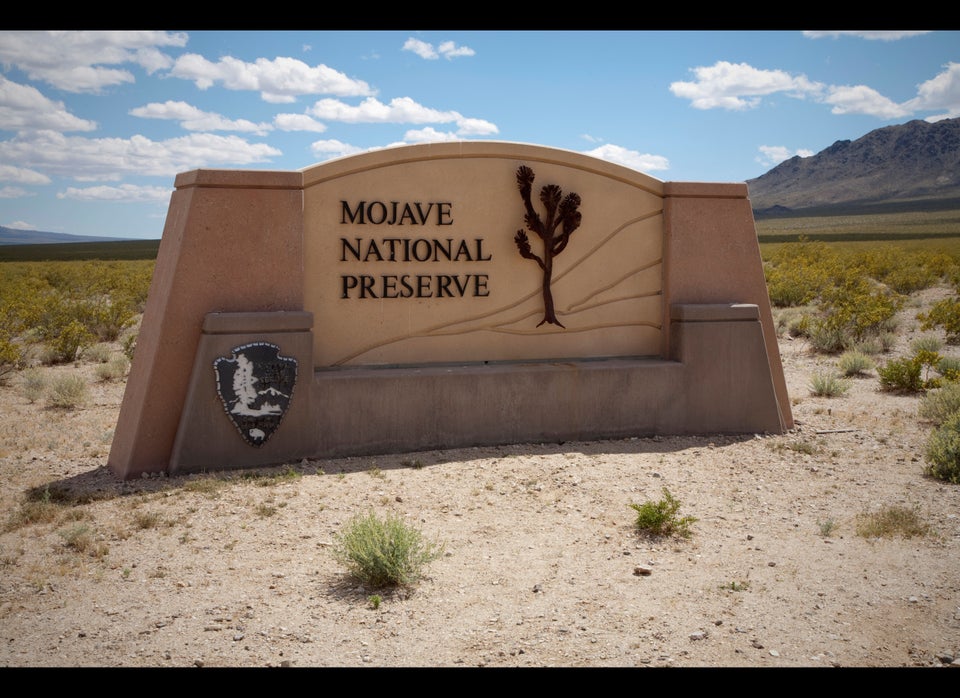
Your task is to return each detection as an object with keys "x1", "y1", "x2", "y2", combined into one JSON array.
[
  {"x1": 855, "y1": 504, "x2": 932, "y2": 538},
  {"x1": 59, "y1": 523, "x2": 109, "y2": 558},
  {"x1": 806, "y1": 319, "x2": 850, "y2": 354},
  {"x1": 837, "y1": 350, "x2": 875, "y2": 377},
  {"x1": 852, "y1": 336, "x2": 886, "y2": 355},
  {"x1": 919, "y1": 382, "x2": 960, "y2": 425},
  {"x1": 814, "y1": 275, "x2": 902, "y2": 352},
  {"x1": 924, "y1": 411, "x2": 960, "y2": 483},
  {"x1": 918, "y1": 296, "x2": 960, "y2": 344},
  {"x1": 95, "y1": 355, "x2": 129, "y2": 382},
  {"x1": 0, "y1": 336, "x2": 24, "y2": 385},
  {"x1": 911, "y1": 334, "x2": 944, "y2": 354},
  {"x1": 629, "y1": 488, "x2": 697, "y2": 539},
  {"x1": 0, "y1": 260, "x2": 153, "y2": 364},
  {"x1": 937, "y1": 355, "x2": 960, "y2": 380},
  {"x1": 763, "y1": 238, "x2": 836, "y2": 307},
  {"x1": 765, "y1": 264, "x2": 827, "y2": 307},
  {"x1": 121, "y1": 332, "x2": 138, "y2": 361},
  {"x1": 43, "y1": 319, "x2": 95, "y2": 364},
  {"x1": 877, "y1": 356, "x2": 923, "y2": 393},
  {"x1": 809, "y1": 370, "x2": 849, "y2": 397},
  {"x1": 331, "y1": 511, "x2": 444, "y2": 588},
  {"x1": 83, "y1": 343, "x2": 113, "y2": 364},
  {"x1": 786, "y1": 312, "x2": 812, "y2": 338},
  {"x1": 19, "y1": 368, "x2": 46, "y2": 403},
  {"x1": 46, "y1": 374, "x2": 89, "y2": 409},
  {"x1": 882, "y1": 263, "x2": 938, "y2": 294}
]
